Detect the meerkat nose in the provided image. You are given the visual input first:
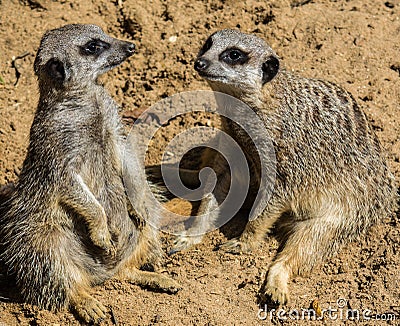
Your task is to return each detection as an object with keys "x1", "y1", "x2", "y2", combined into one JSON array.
[
  {"x1": 126, "y1": 42, "x2": 135, "y2": 54},
  {"x1": 194, "y1": 58, "x2": 210, "y2": 71}
]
